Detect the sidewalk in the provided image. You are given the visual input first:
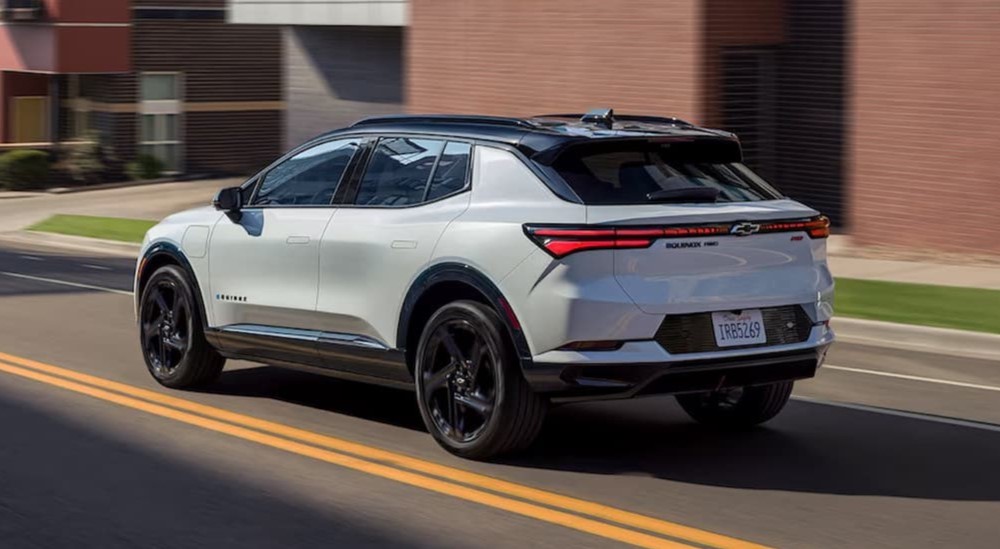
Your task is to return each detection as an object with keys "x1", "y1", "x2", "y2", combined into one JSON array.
[{"x1": 2, "y1": 179, "x2": 998, "y2": 292}]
